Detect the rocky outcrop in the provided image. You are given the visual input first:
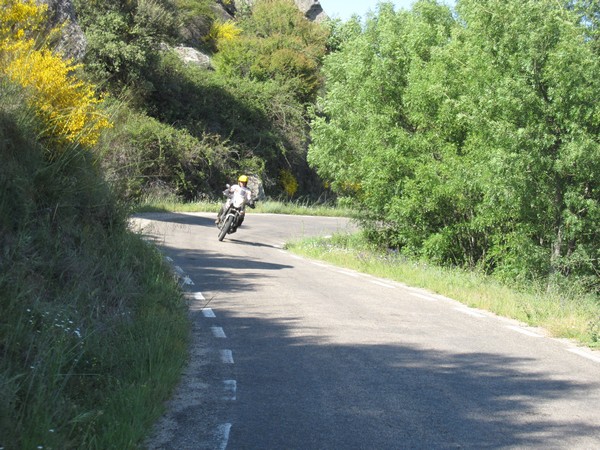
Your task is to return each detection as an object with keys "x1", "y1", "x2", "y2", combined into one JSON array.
[
  {"x1": 214, "y1": 1, "x2": 236, "y2": 21},
  {"x1": 38, "y1": 0, "x2": 86, "y2": 59},
  {"x1": 39, "y1": 0, "x2": 326, "y2": 68},
  {"x1": 294, "y1": 0, "x2": 328, "y2": 22},
  {"x1": 232, "y1": 0, "x2": 328, "y2": 22},
  {"x1": 174, "y1": 0, "x2": 326, "y2": 70}
]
